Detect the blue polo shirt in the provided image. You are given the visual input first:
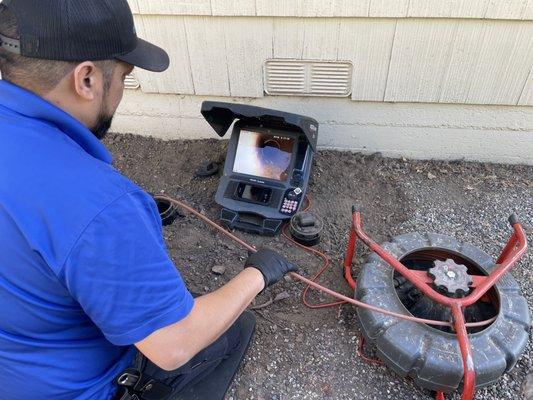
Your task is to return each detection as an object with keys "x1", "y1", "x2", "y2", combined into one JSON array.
[{"x1": 0, "y1": 80, "x2": 194, "y2": 400}]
